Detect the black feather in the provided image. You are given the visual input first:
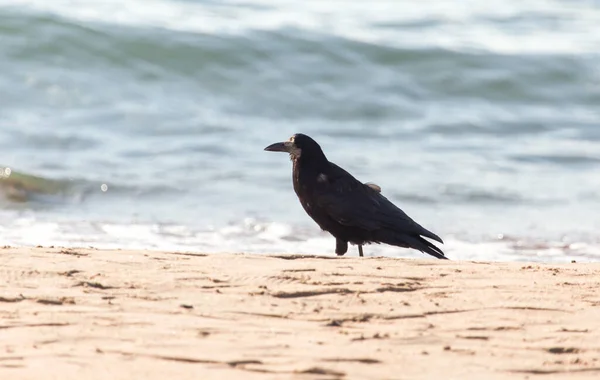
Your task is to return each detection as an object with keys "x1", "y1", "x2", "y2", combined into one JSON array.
[{"x1": 265, "y1": 133, "x2": 448, "y2": 259}]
